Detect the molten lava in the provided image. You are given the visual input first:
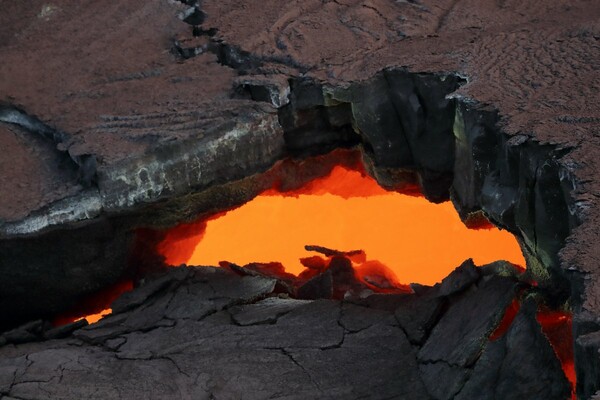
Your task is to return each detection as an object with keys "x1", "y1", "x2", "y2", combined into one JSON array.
[
  {"x1": 80, "y1": 309, "x2": 112, "y2": 324},
  {"x1": 537, "y1": 309, "x2": 576, "y2": 398},
  {"x1": 161, "y1": 164, "x2": 525, "y2": 285}
]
